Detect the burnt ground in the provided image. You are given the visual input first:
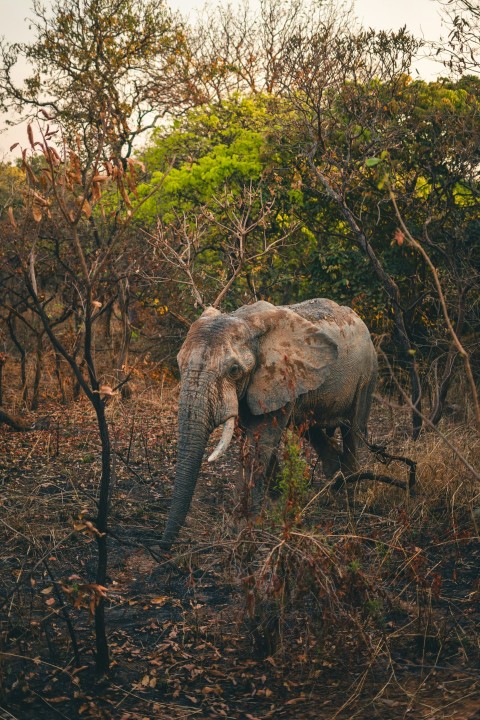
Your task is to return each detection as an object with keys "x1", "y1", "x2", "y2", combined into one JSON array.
[{"x1": 1, "y1": 387, "x2": 479, "y2": 720}]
